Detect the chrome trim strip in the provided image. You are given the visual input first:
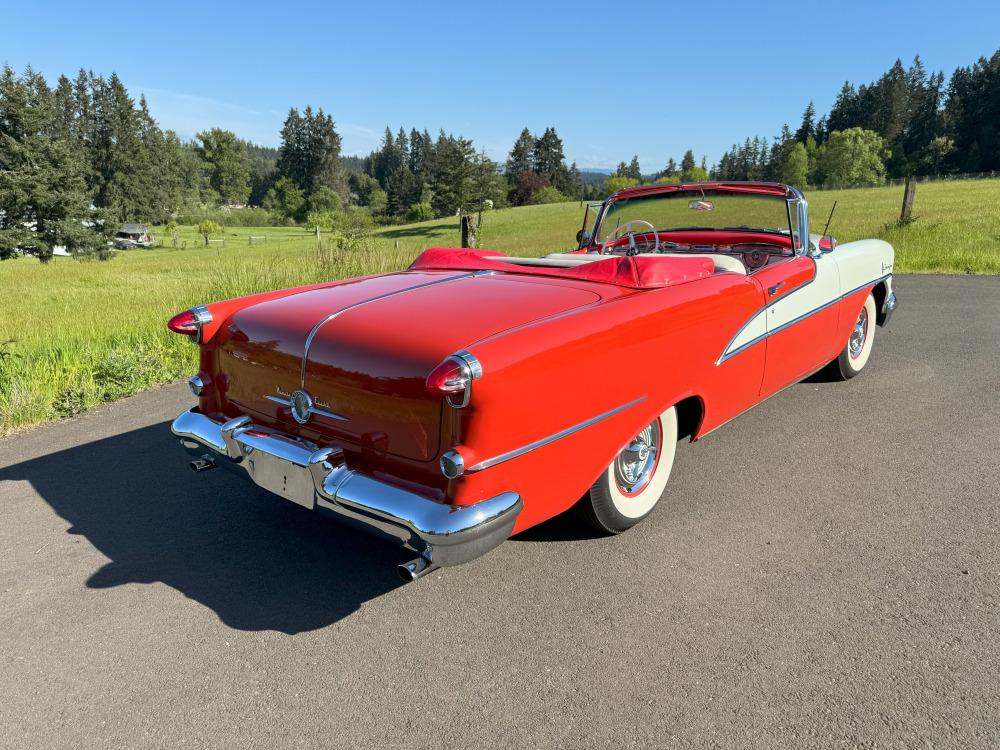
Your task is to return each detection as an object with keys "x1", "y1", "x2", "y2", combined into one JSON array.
[
  {"x1": 299, "y1": 272, "x2": 480, "y2": 387},
  {"x1": 265, "y1": 394, "x2": 350, "y2": 422},
  {"x1": 716, "y1": 254, "x2": 819, "y2": 363},
  {"x1": 311, "y1": 406, "x2": 350, "y2": 422},
  {"x1": 465, "y1": 397, "x2": 647, "y2": 473},
  {"x1": 717, "y1": 273, "x2": 891, "y2": 365}
]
